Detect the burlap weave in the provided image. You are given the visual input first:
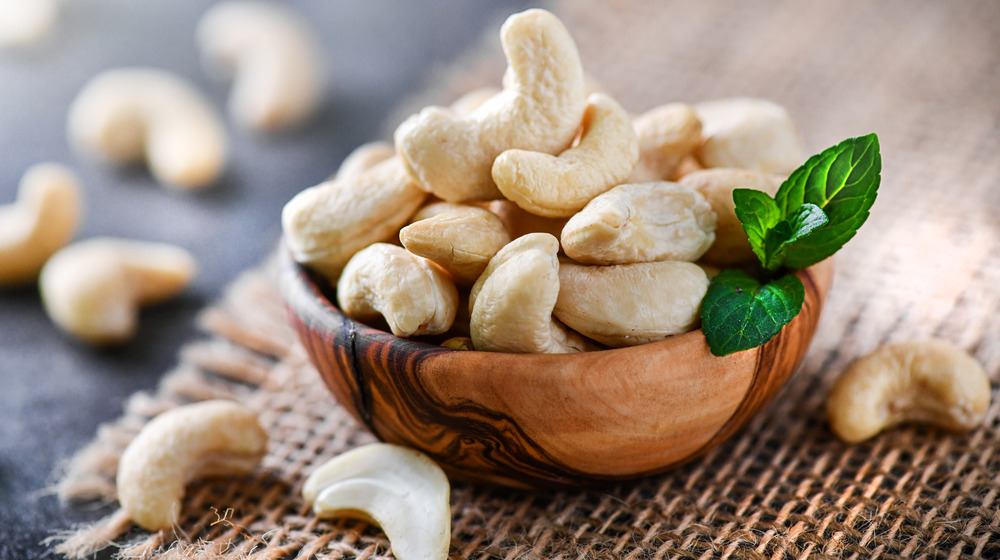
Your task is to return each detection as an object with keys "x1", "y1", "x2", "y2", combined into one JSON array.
[{"x1": 53, "y1": 1, "x2": 1000, "y2": 558}]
